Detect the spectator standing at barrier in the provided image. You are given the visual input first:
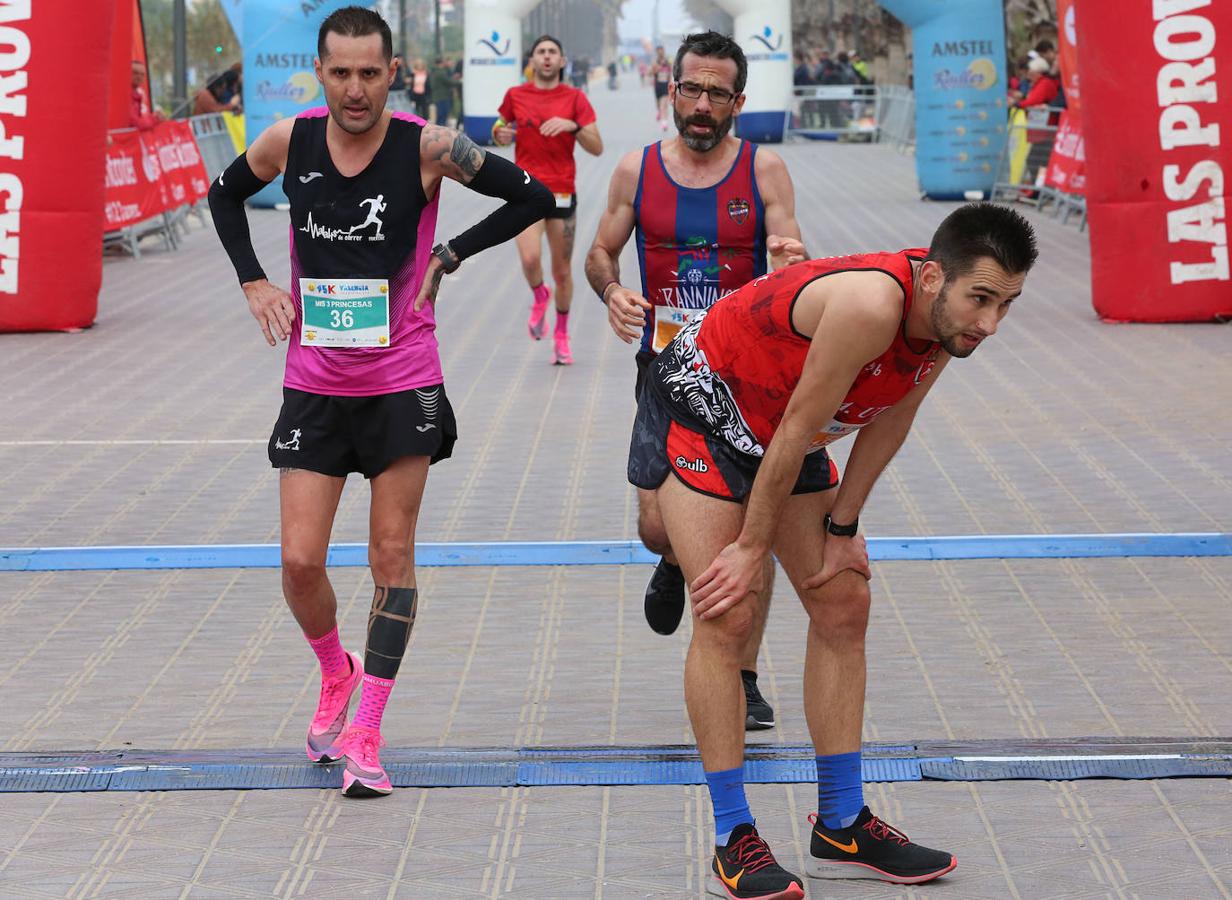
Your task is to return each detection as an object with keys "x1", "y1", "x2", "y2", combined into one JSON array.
[
  {"x1": 129, "y1": 60, "x2": 163, "y2": 130},
  {"x1": 407, "y1": 58, "x2": 430, "y2": 119},
  {"x1": 1016, "y1": 57, "x2": 1060, "y2": 110},
  {"x1": 429, "y1": 56, "x2": 457, "y2": 125},
  {"x1": 850, "y1": 51, "x2": 871, "y2": 84},
  {"x1": 627, "y1": 203, "x2": 1038, "y2": 894},
  {"x1": 586, "y1": 31, "x2": 808, "y2": 737},
  {"x1": 493, "y1": 35, "x2": 603, "y2": 365},
  {"x1": 207, "y1": 6, "x2": 553, "y2": 799},
  {"x1": 193, "y1": 64, "x2": 243, "y2": 116}
]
